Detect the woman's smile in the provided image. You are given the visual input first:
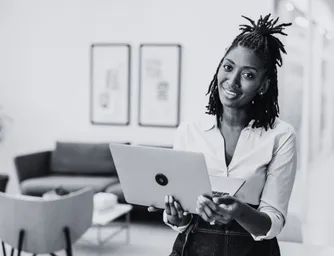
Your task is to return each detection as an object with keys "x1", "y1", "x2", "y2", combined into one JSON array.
[{"x1": 222, "y1": 87, "x2": 240, "y2": 100}]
